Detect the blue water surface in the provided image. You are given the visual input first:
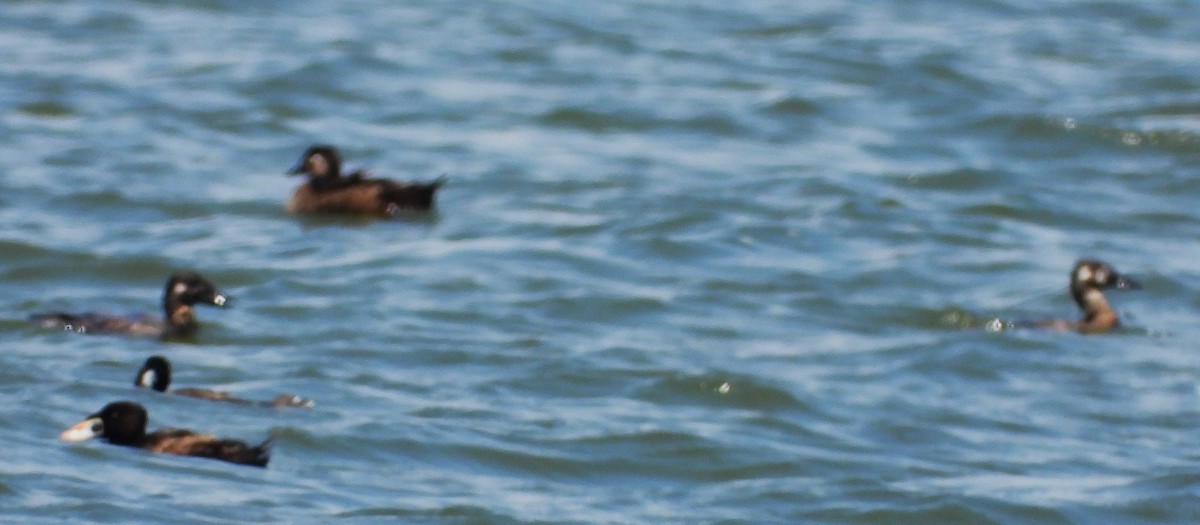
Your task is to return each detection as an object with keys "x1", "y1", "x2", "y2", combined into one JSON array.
[{"x1": 2, "y1": 1, "x2": 1199, "y2": 523}]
